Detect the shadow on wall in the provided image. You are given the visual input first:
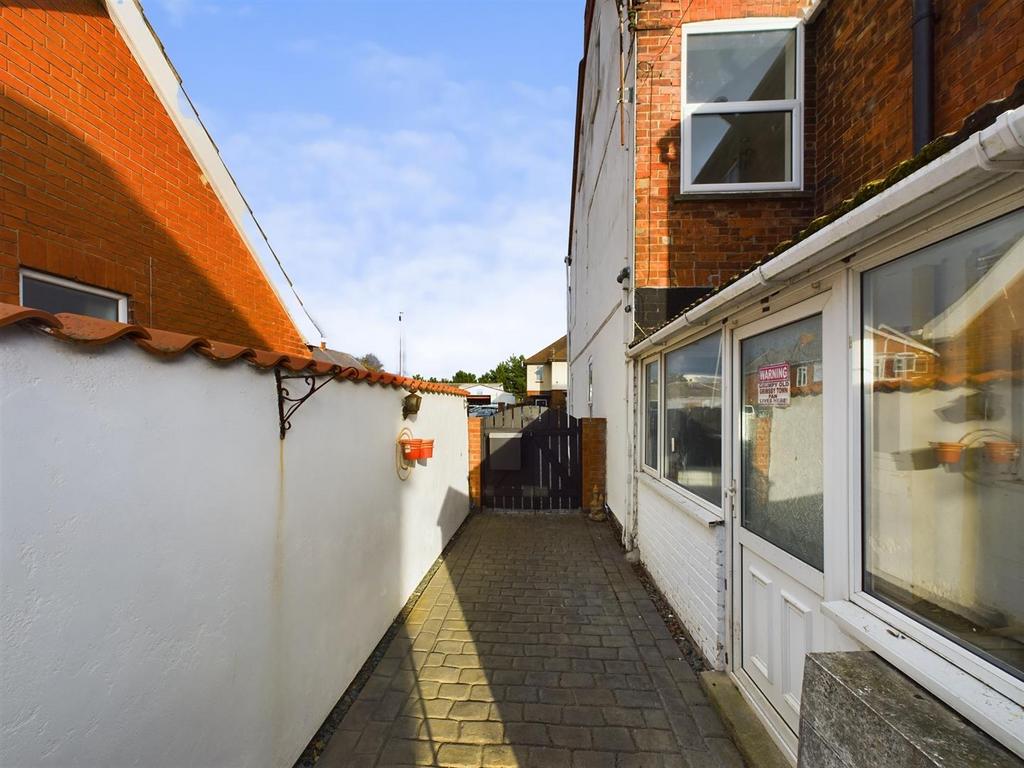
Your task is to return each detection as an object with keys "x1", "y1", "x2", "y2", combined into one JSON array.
[
  {"x1": 0, "y1": 71, "x2": 289, "y2": 351},
  {"x1": 294, "y1": 484, "x2": 472, "y2": 767}
]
